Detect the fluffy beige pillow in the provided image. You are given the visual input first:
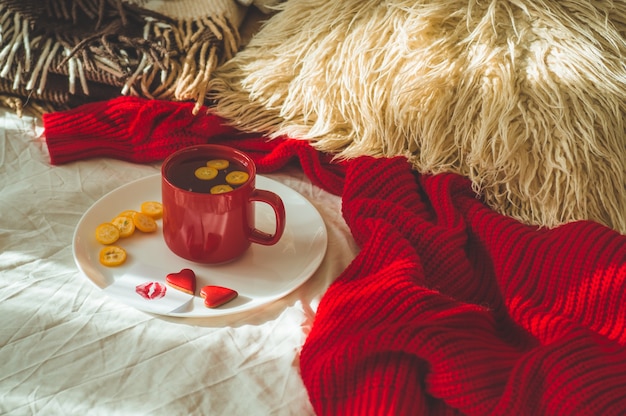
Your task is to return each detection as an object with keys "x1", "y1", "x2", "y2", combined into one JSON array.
[{"x1": 209, "y1": 0, "x2": 626, "y2": 233}]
